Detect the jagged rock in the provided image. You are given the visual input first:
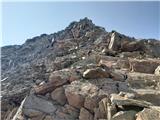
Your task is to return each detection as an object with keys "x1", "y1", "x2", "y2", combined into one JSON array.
[
  {"x1": 155, "y1": 65, "x2": 160, "y2": 76},
  {"x1": 51, "y1": 87, "x2": 67, "y2": 105},
  {"x1": 108, "y1": 31, "x2": 135, "y2": 51},
  {"x1": 83, "y1": 67, "x2": 110, "y2": 79},
  {"x1": 79, "y1": 107, "x2": 94, "y2": 120},
  {"x1": 111, "y1": 110, "x2": 137, "y2": 120},
  {"x1": 84, "y1": 91, "x2": 107, "y2": 113},
  {"x1": 23, "y1": 94, "x2": 57, "y2": 115},
  {"x1": 64, "y1": 81, "x2": 103, "y2": 109},
  {"x1": 2, "y1": 18, "x2": 160, "y2": 120},
  {"x1": 136, "y1": 108, "x2": 160, "y2": 120}
]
